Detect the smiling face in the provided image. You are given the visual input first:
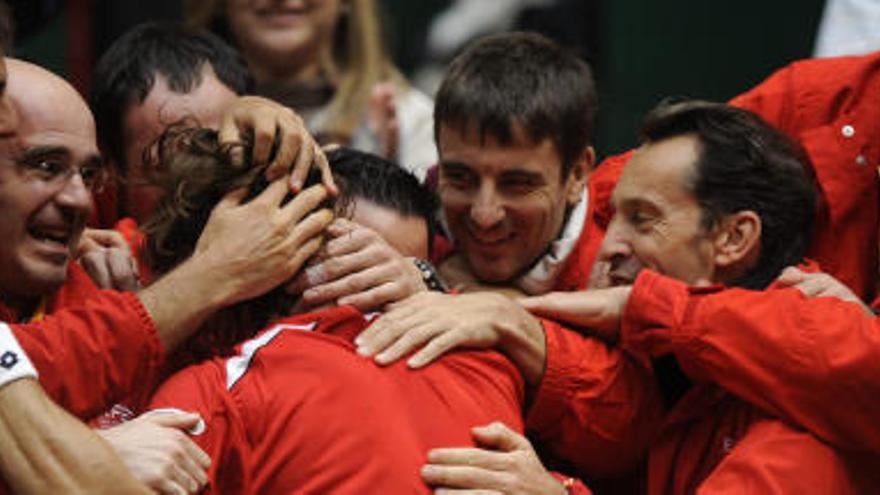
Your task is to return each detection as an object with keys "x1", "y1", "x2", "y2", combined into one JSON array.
[
  {"x1": 226, "y1": 0, "x2": 343, "y2": 81},
  {"x1": 597, "y1": 134, "x2": 718, "y2": 288},
  {"x1": 437, "y1": 123, "x2": 586, "y2": 283},
  {"x1": 0, "y1": 59, "x2": 100, "y2": 300}
]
